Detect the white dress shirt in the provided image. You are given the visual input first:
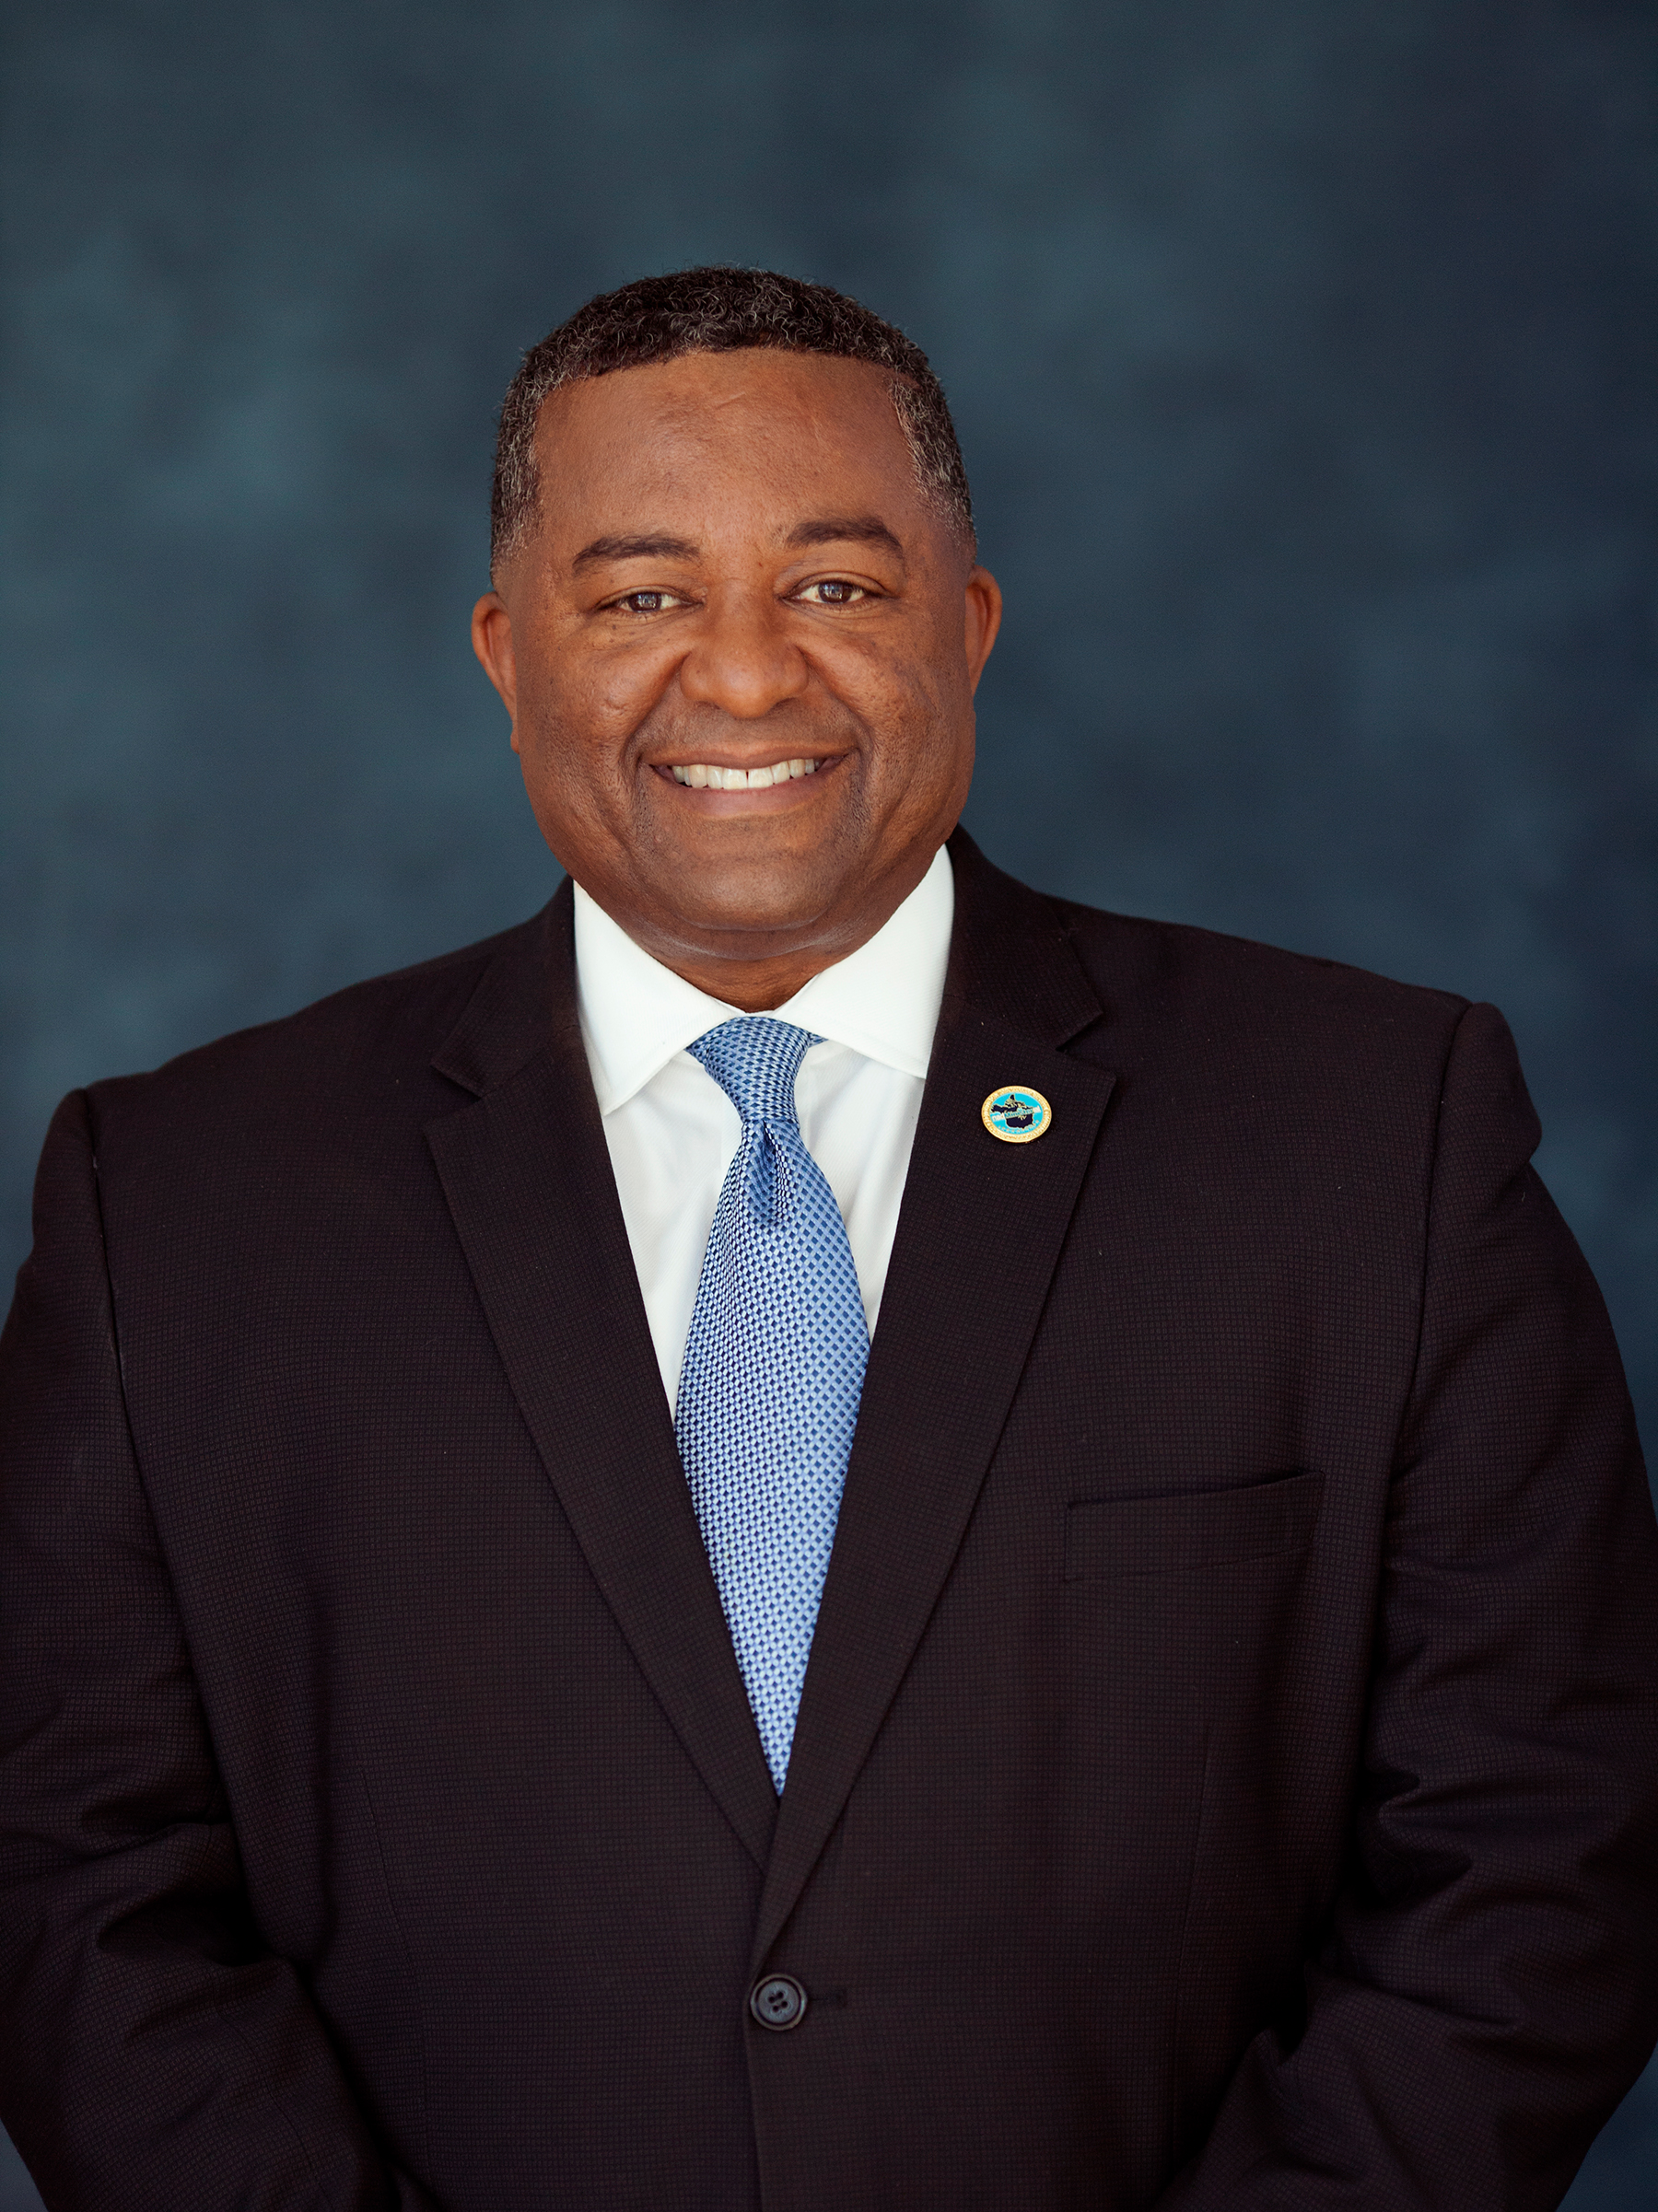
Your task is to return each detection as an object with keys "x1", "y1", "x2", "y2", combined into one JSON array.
[{"x1": 574, "y1": 845, "x2": 954, "y2": 1412}]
